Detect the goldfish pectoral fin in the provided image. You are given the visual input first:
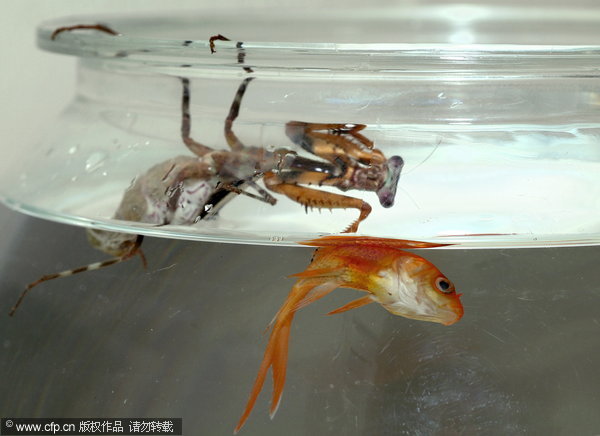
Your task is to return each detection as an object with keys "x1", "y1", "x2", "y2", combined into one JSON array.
[
  {"x1": 300, "y1": 235, "x2": 453, "y2": 249},
  {"x1": 327, "y1": 295, "x2": 374, "y2": 315}
]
